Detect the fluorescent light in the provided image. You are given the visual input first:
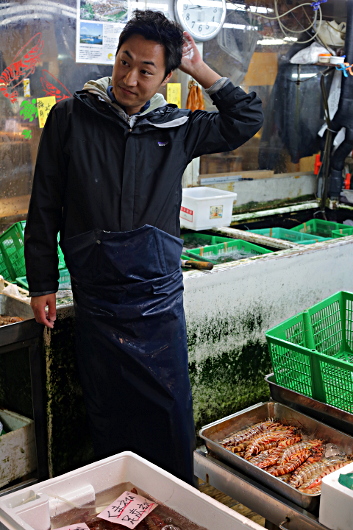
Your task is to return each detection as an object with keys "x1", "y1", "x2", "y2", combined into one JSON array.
[
  {"x1": 291, "y1": 73, "x2": 318, "y2": 78},
  {"x1": 0, "y1": 1, "x2": 76, "y2": 20},
  {"x1": 223, "y1": 23, "x2": 258, "y2": 30},
  {"x1": 249, "y1": 5, "x2": 273, "y2": 13},
  {"x1": 226, "y1": 3, "x2": 273, "y2": 13},
  {"x1": 130, "y1": 1, "x2": 168, "y2": 8},
  {"x1": 258, "y1": 37, "x2": 297, "y2": 45},
  {"x1": 181, "y1": 0, "x2": 225, "y2": 6}
]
